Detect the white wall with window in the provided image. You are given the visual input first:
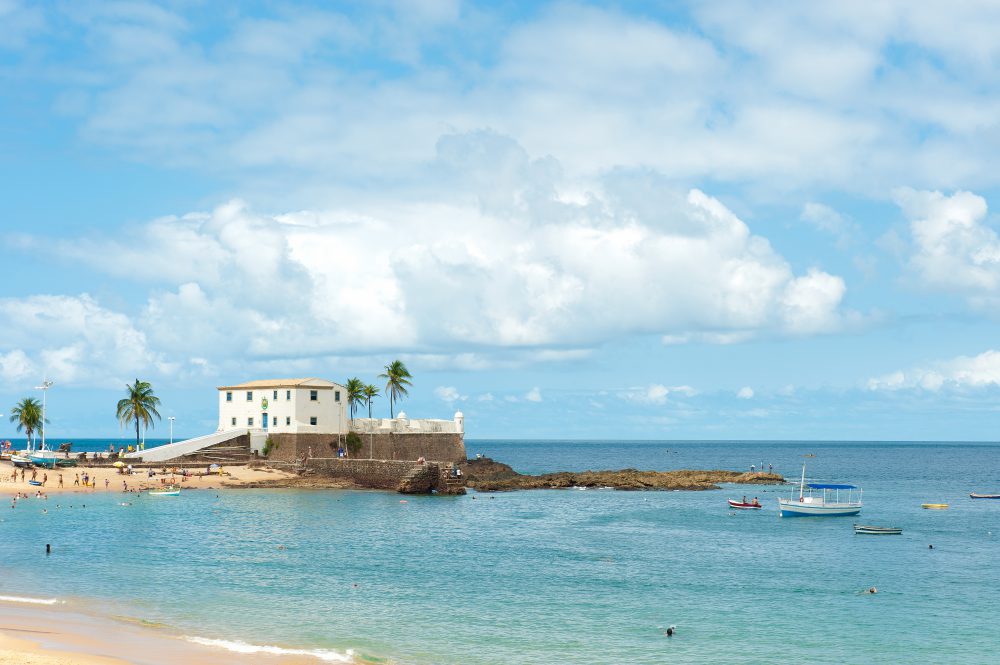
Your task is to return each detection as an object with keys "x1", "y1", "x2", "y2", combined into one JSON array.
[{"x1": 217, "y1": 378, "x2": 347, "y2": 435}]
